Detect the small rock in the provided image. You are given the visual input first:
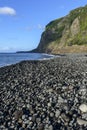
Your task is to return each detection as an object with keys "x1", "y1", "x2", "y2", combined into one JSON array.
[
  {"x1": 22, "y1": 115, "x2": 26, "y2": 120},
  {"x1": 37, "y1": 123, "x2": 44, "y2": 130},
  {"x1": 77, "y1": 118, "x2": 87, "y2": 125},
  {"x1": 55, "y1": 110, "x2": 60, "y2": 118},
  {"x1": 48, "y1": 125, "x2": 53, "y2": 130},
  {"x1": 58, "y1": 96, "x2": 64, "y2": 103},
  {"x1": 18, "y1": 118, "x2": 22, "y2": 124},
  {"x1": 14, "y1": 110, "x2": 23, "y2": 120},
  {"x1": 50, "y1": 112, "x2": 54, "y2": 117},
  {"x1": 79, "y1": 104, "x2": 87, "y2": 113},
  {"x1": 48, "y1": 102, "x2": 51, "y2": 107},
  {"x1": 22, "y1": 123, "x2": 26, "y2": 128},
  {"x1": 27, "y1": 104, "x2": 30, "y2": 108}
]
